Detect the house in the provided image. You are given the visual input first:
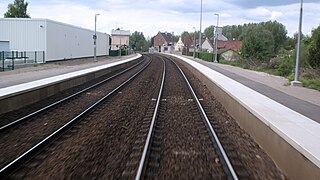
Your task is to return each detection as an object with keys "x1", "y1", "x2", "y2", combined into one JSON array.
[
  {"x1": 202, "y1": 38, "x2": 214, "y2": 53},
  {"x1": 201, "y1": 37, "x2": 242, "y2": 61},
  {"x1": 181, "y1": 37, "x2": 193, "y2": 48},
  {"x1": 217, "y1": 40, "x2": 243, "y2": 61},
  {"x1": 201, "y1": 31, "x2": 228, "y2": 53},
  {"x1": 175, "y1": 37, "x2": 184, "y2": 51},
  {"x1": 153, "y1": 31, "x2": 174, "y2": 53},
  {"x1": 111, "y1": 28, "x2": 130, "y2": 50},
  {"x1": 174, "y1": 36, "x2": 193, "y2": 51}
]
